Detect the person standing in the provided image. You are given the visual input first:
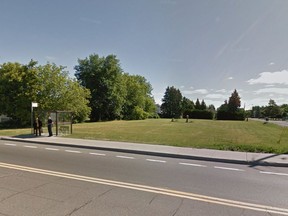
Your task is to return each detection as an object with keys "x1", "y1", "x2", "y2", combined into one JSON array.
[
  {"x1": 47, "y1": 116, "x2": 53, "y2": 137},
  {"x1": 33, "y1": 118, "x2": 39, "y2": 136},
  {"x1": 38, "y1": 118, "x2": 43, "y2": 136}
]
